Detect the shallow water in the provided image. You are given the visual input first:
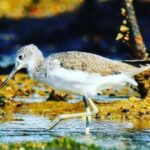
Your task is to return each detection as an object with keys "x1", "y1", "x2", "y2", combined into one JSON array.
[
  {"x1": 0, "y1": 114, "x2": 150, "y2": 149},
  {"x1": 14, "y1": 94, "x2": 132, "y2": 103}
]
